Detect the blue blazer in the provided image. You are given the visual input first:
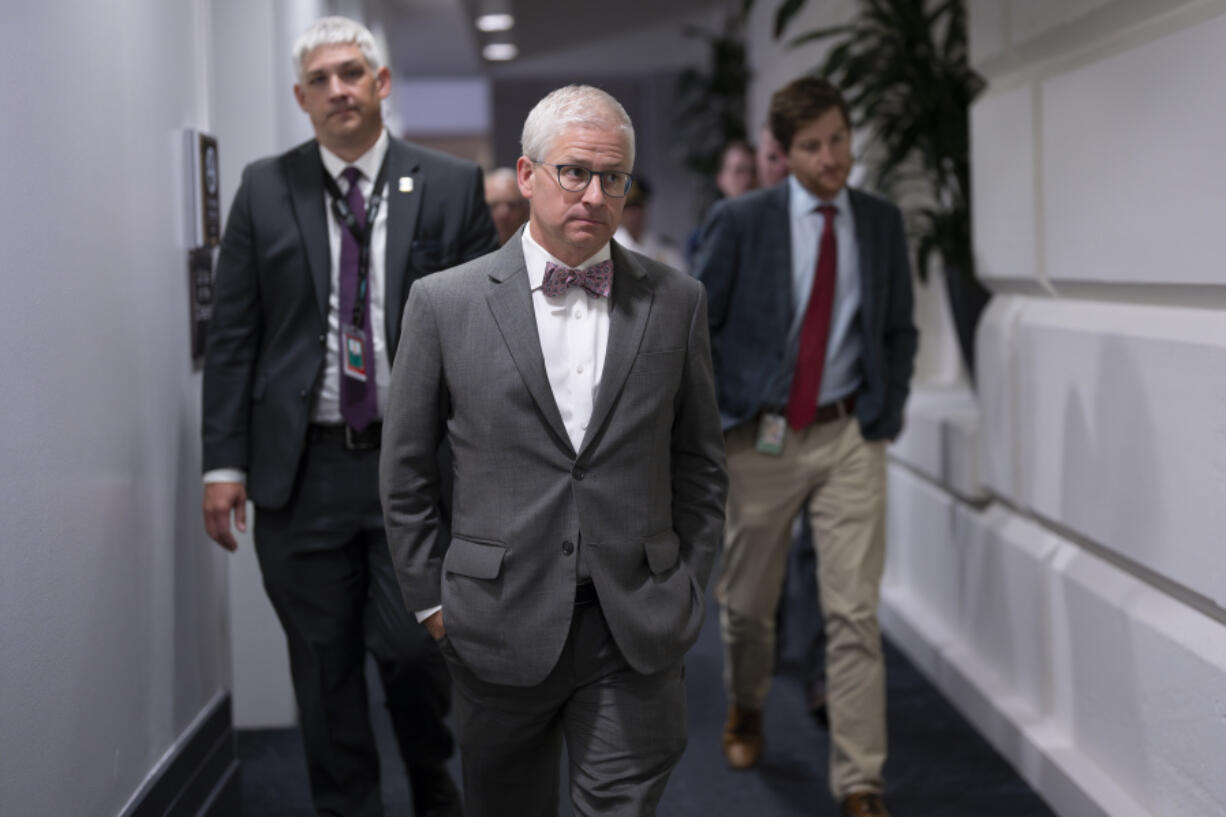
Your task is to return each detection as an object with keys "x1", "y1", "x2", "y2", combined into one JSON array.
[{"x1": 693, "y1": 182, "x2": 917, "y2": 441}]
